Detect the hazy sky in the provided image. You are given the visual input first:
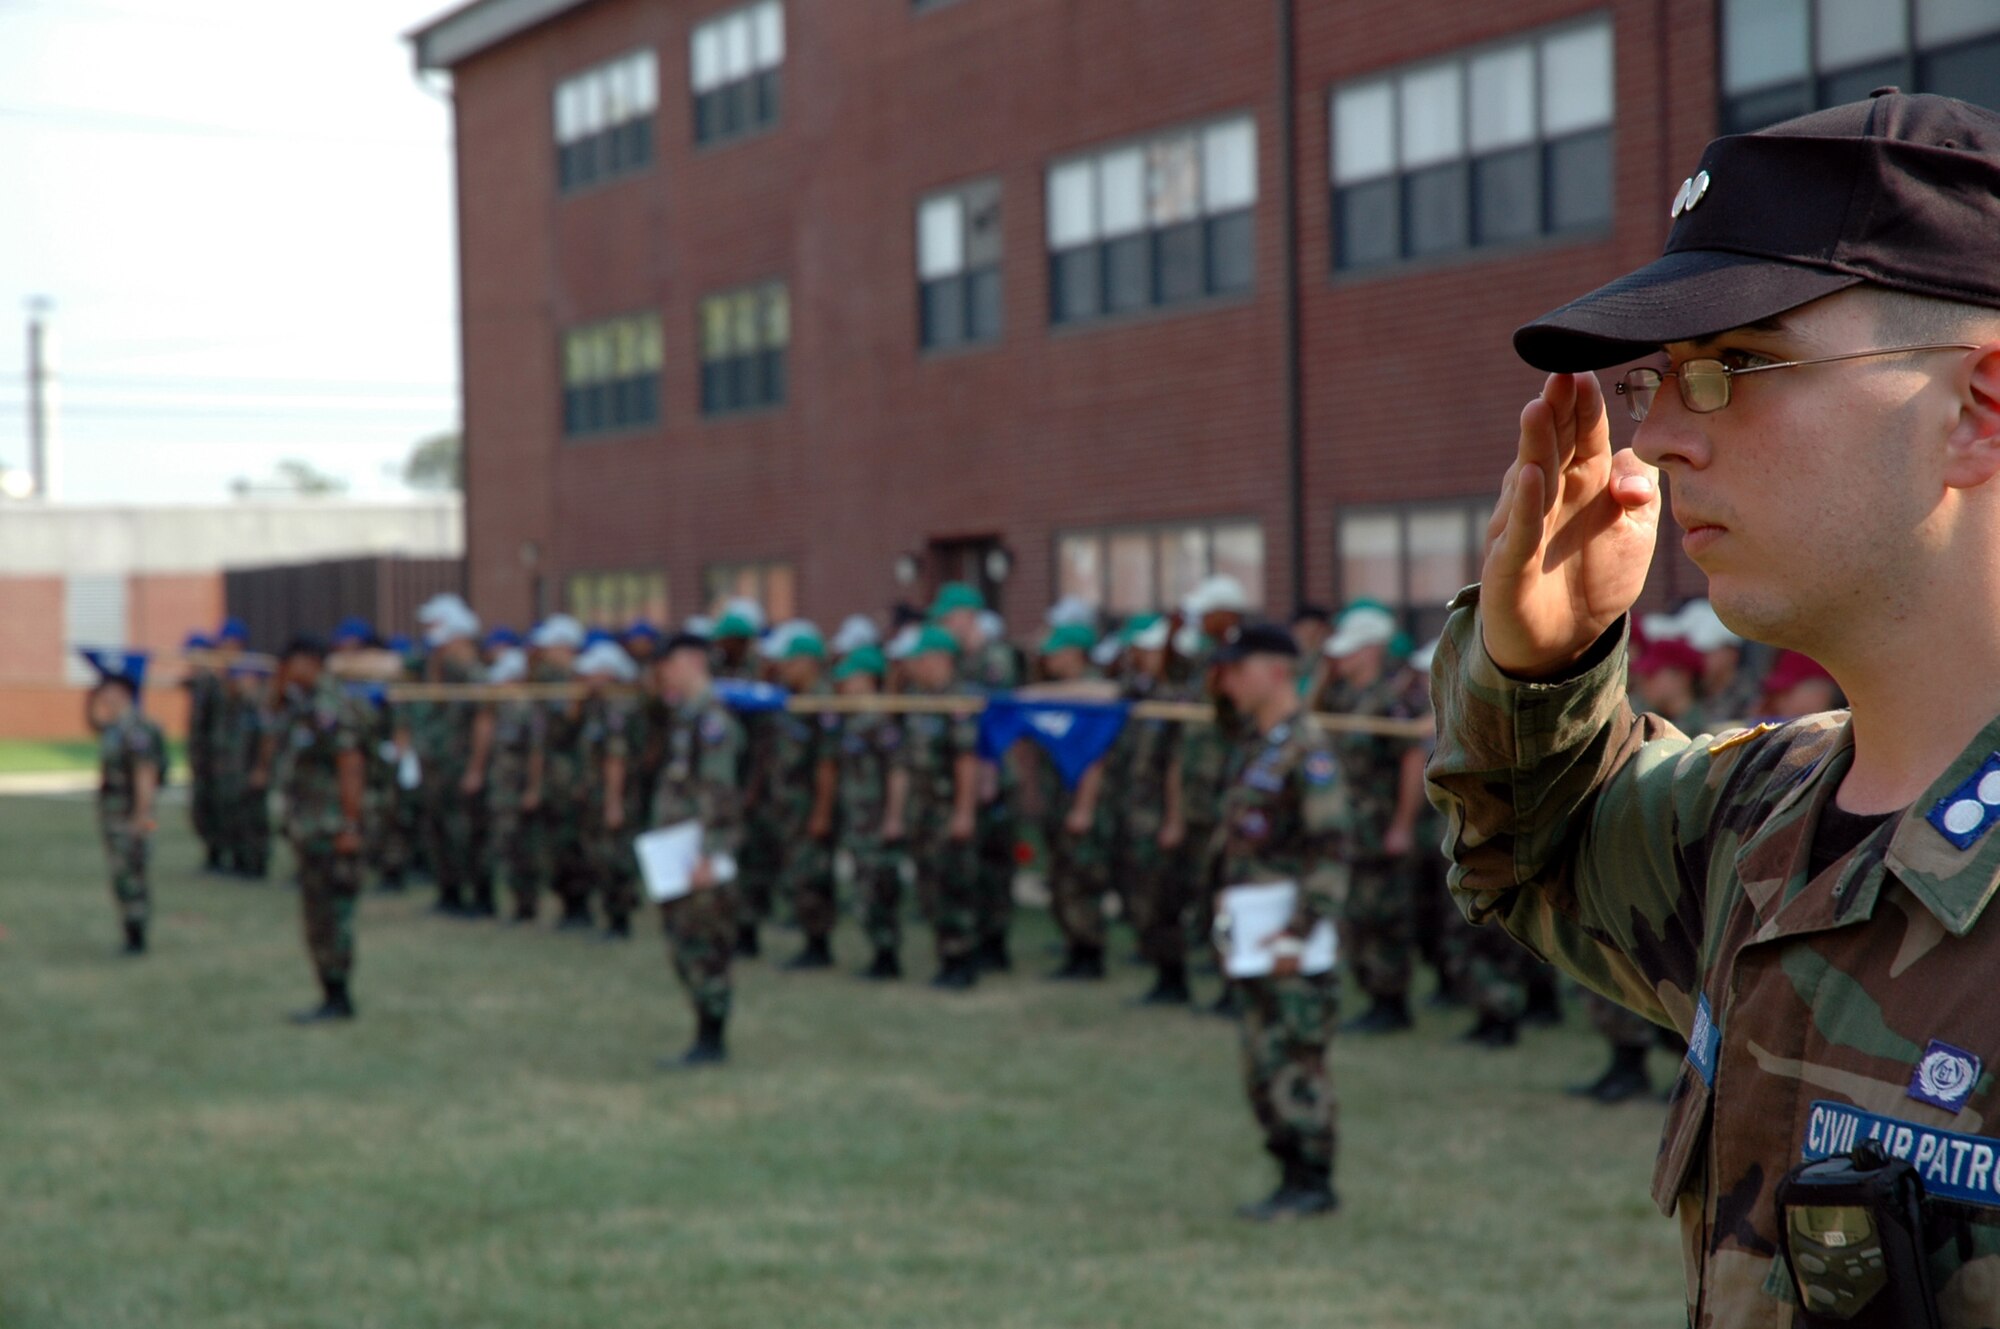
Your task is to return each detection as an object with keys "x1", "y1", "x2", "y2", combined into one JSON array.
[{"x1": 0, "y1": 0, "x2": 461, "y2": 504}]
